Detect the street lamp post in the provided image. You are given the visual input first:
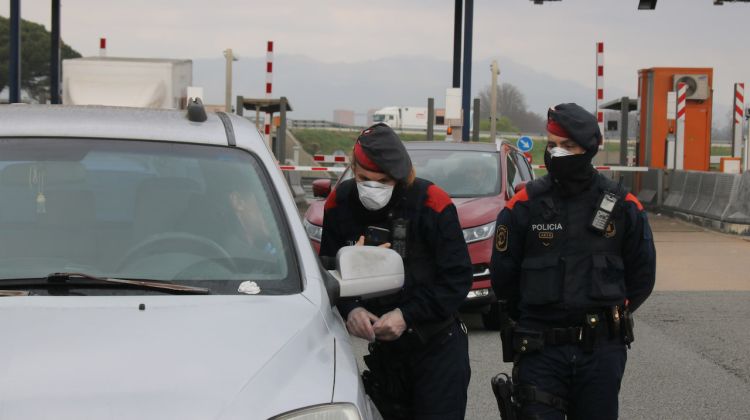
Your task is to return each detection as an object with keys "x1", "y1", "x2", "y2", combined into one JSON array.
[
  {"x1": 490, "y1": 61, "x2": 500, "y2": 142},
  {"x1": 224, "y1": 49, "x2": 238, "y2": 113}
]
